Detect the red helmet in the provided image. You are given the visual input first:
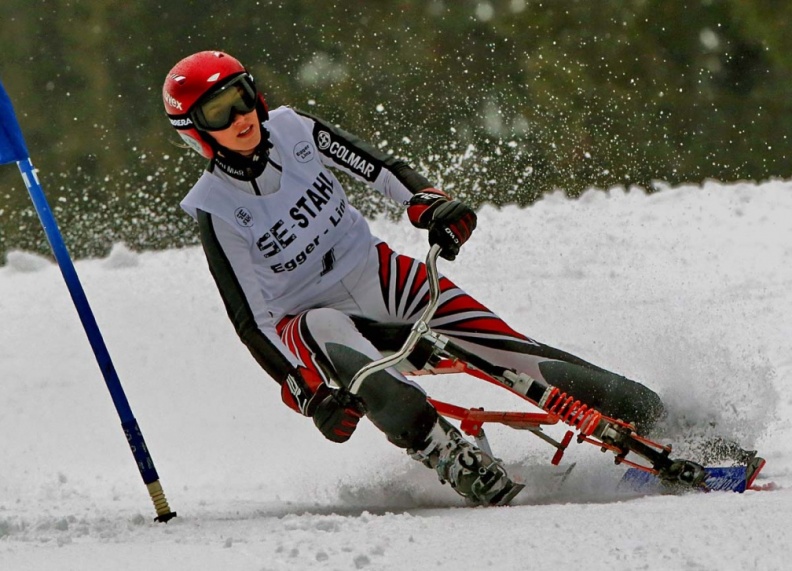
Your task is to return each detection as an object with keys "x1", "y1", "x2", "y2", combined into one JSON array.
[{"x1": 163, "y1": 51, "x2": 268, "y2": 159}]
